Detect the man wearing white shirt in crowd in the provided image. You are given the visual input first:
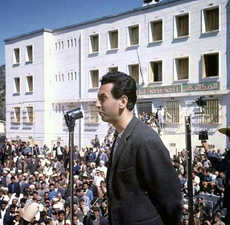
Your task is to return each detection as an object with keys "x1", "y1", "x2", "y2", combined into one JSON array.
[
  {"x1": 43, "y1": 161, "x2": 53, "y2": 177},
  {"x1": 184, "y1": 171, "x2": 200, "y2": 195},
  {"x1": 93, "y1": 168, "x2": 105, "y2": 187},
  {"x1": 97, "y1": 160, "x2": 107, "y2": 178}
]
